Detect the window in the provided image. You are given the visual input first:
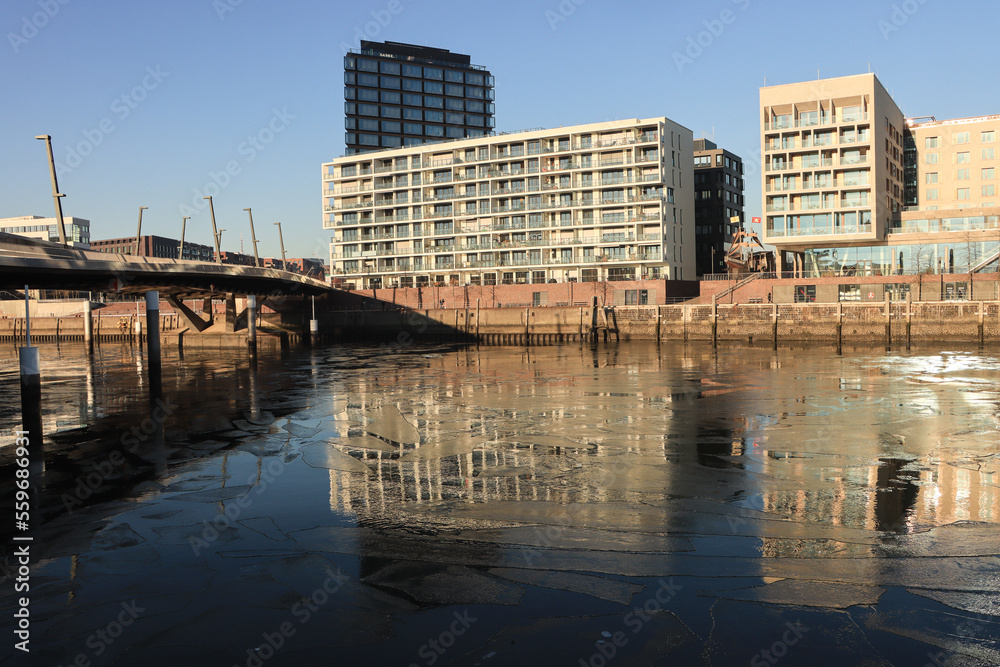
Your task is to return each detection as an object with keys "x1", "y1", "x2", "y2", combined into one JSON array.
[
  {"x1": 424, "y1": 125, "x2": 444, "y2": 137},
  {"x1": 444, "y1": 69, "x2": 463, "y2": 83},
  {"x1": 794, "y1": 285, "x2": 816, "y2": 303},
  {"x1": 358, "y1": 134, "x2": 378, "y2": 146},
  {"x1": 445, "y1": 98, "x2": 464, "y2": 111},
  {"x1": 943, "y1": 282, "x2": 968, "y2": 300},
  {"x1": 402, "y1": 78, "x2": 422, "y2": 92},
  {"x1": 983, "y1": 185, "x2": 996, "y2": 197},
  {"x1": 403, "y1": 122, "x2": 422, "y2": 135},
  {"x1": 423, "y1": 67, "x2": 443, "y2": 80},
  {"x1": 424, "y1": 95, "x2": 444, "y2": 109},
  {"x1": 925, "y1": 137, "x2": 939, "y2": 148},
  {"x1": 624, "y1": 289, "x2": 649, "y2": 305},
  {"x1": 446, "y1": 127, "x2": 464, "y2": 138},
  {"x1": 465, "y1": 72, "x2": 484, "y2": 85},
  {"x1": 466, "y1": 100, "x2": 485, "y2": 113},
  {"x1": 983, "y1": 168, "x2": 996, "y2": 180},
  {"x1": 403, "y1": 108, "x2": 422, "y2": 120},
  {"x1": 380, "y1": 106, "x2": 401, "y2": 119},
  {"x1": 425, "y1": 110, "x2": 443, "y2": 123},
  {"x1": 956, "y1": 168, "x2": 970, "y2": 180},
  {"x1": 957, "y1": 187, "x2": 970, "y2": 200},
  {"x1": 357, "y1": 103, "x2": 378, "y2": 116},
  {"x1": 423, "y1": 80, "x2": 443, "y2": 94},
  {"x1": 838, "y1": 284, "x2": 861, "y2": 302},
  {"x1": 402, "y1": 63, "x2": 421, "y2": 78},
  {"x1": 956, "y1": 151, "x2": 970, "y2": 164},
  {"x1": 982, "y1": 131, "x2": 996, "y2": 143},
  {"x1": 402, "y1": 93, "x2": 421, "y2": 106},
  {"x1": 381, "y1": 121, "x2": 400, "y2": 133},
  {"x1": 356, "y1": 88, "x2": 378, "y2": 102},
  {"x1": 925, "y1": 172, "x2": 938, "y2": 184},
  {"x1": 465, "y1": 86, "x2": 485, "y2": 99},
  {"x1": 358, "y1": 118, "x2": 378, "y2": 131},
  {"x1": 445, "y1": 83, "x2": 464, "y2": 97},
  {"x1": 953, "y1": 132, "x2": 970, "y2": 144},
  {"x1": 379, "y1": 61, "x2": 400, "y2": 75},
  {"x1": 445, "y1": 112, "x2": 464, "y2": 125},
  {"x1": 381, "y1": 90, "x2": 401, "y2": 104},
  {"x1": 926, "y1": 189, "x2": 938, "y2": 200},
  {"x1": 925, "y1": 153, "x2": 939, "y2": 164},
  {"x1": 382, "y1": 136, "x2": 401, "y2": 148},
  {"x1": 984, "y1": 148, "x2": 996, "y2": 160},
  {"x1": 357, "y1": 72, "x2": 378, "y2": 87},
  {"x1": 357, "y1": 58, "x2": 378, "y2": 72}
]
